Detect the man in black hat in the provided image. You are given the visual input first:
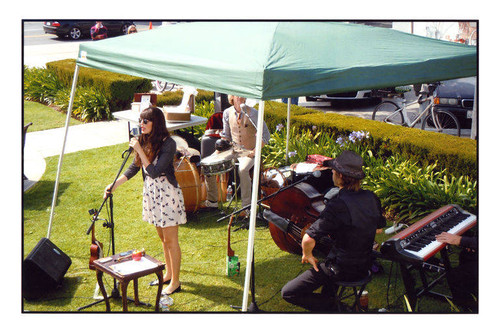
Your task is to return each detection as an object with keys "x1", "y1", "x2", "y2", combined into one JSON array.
[{"x1": 281, "y1": 150, "x2": 386, "y2": 312}]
